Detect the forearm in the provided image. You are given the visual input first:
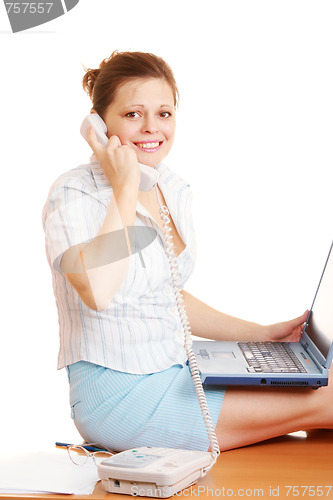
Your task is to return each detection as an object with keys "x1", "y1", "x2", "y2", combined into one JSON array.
[
  {"x1": 61, "y1": 185, "x2": 138, "y2": 310},
  {"x1": 181, "y1": 290, "x2": 267, "y2": 341}
]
